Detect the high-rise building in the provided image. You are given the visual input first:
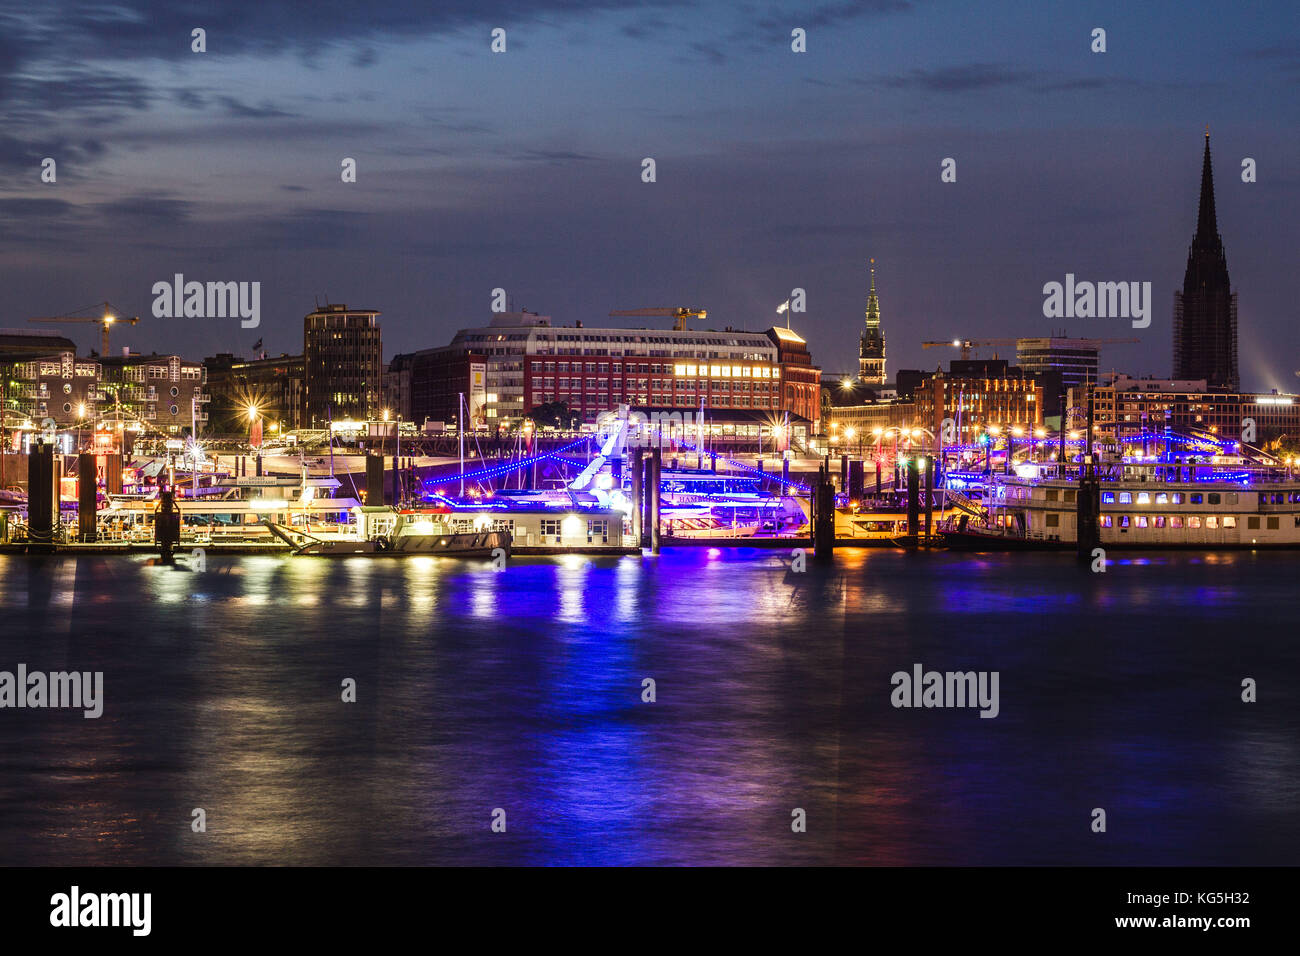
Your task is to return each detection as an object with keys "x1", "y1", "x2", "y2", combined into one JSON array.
[
  {"x1": 858, "y1": 260, "x2": 887, "y2": 385},
  {"x1": 1015, "y1": 337, "x2": 1102, "y2": 419},
  {"x1": 1173, "y1": 132, "x2": 1238, "y2": 390},
  {"x1": 302, "y1": 304, "x2": 382, "y2": 425}
]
